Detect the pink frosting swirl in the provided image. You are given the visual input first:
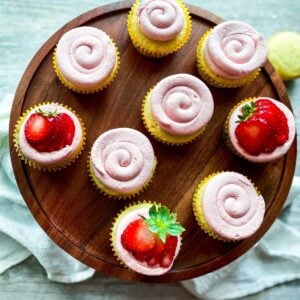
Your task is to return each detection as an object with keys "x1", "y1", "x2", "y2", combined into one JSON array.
[
  {"x1": 137, "y1": 0, "x2": 184, "y2": 41},
  {"x1": 90, "y1": 128, "x2": 155, "y2": 194},
  {"x1": 202, "y1": 172, "x2": 265, "y2": 240},
  {"x1": 150, "y1": 74, "x2": 214, "y2": 135},
  {"x1": 204, "y1": 21, "x2": 268, "y2": 79},
  {"x1": 56, "y1": 26, "x2": 116, "y2": 88}
]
